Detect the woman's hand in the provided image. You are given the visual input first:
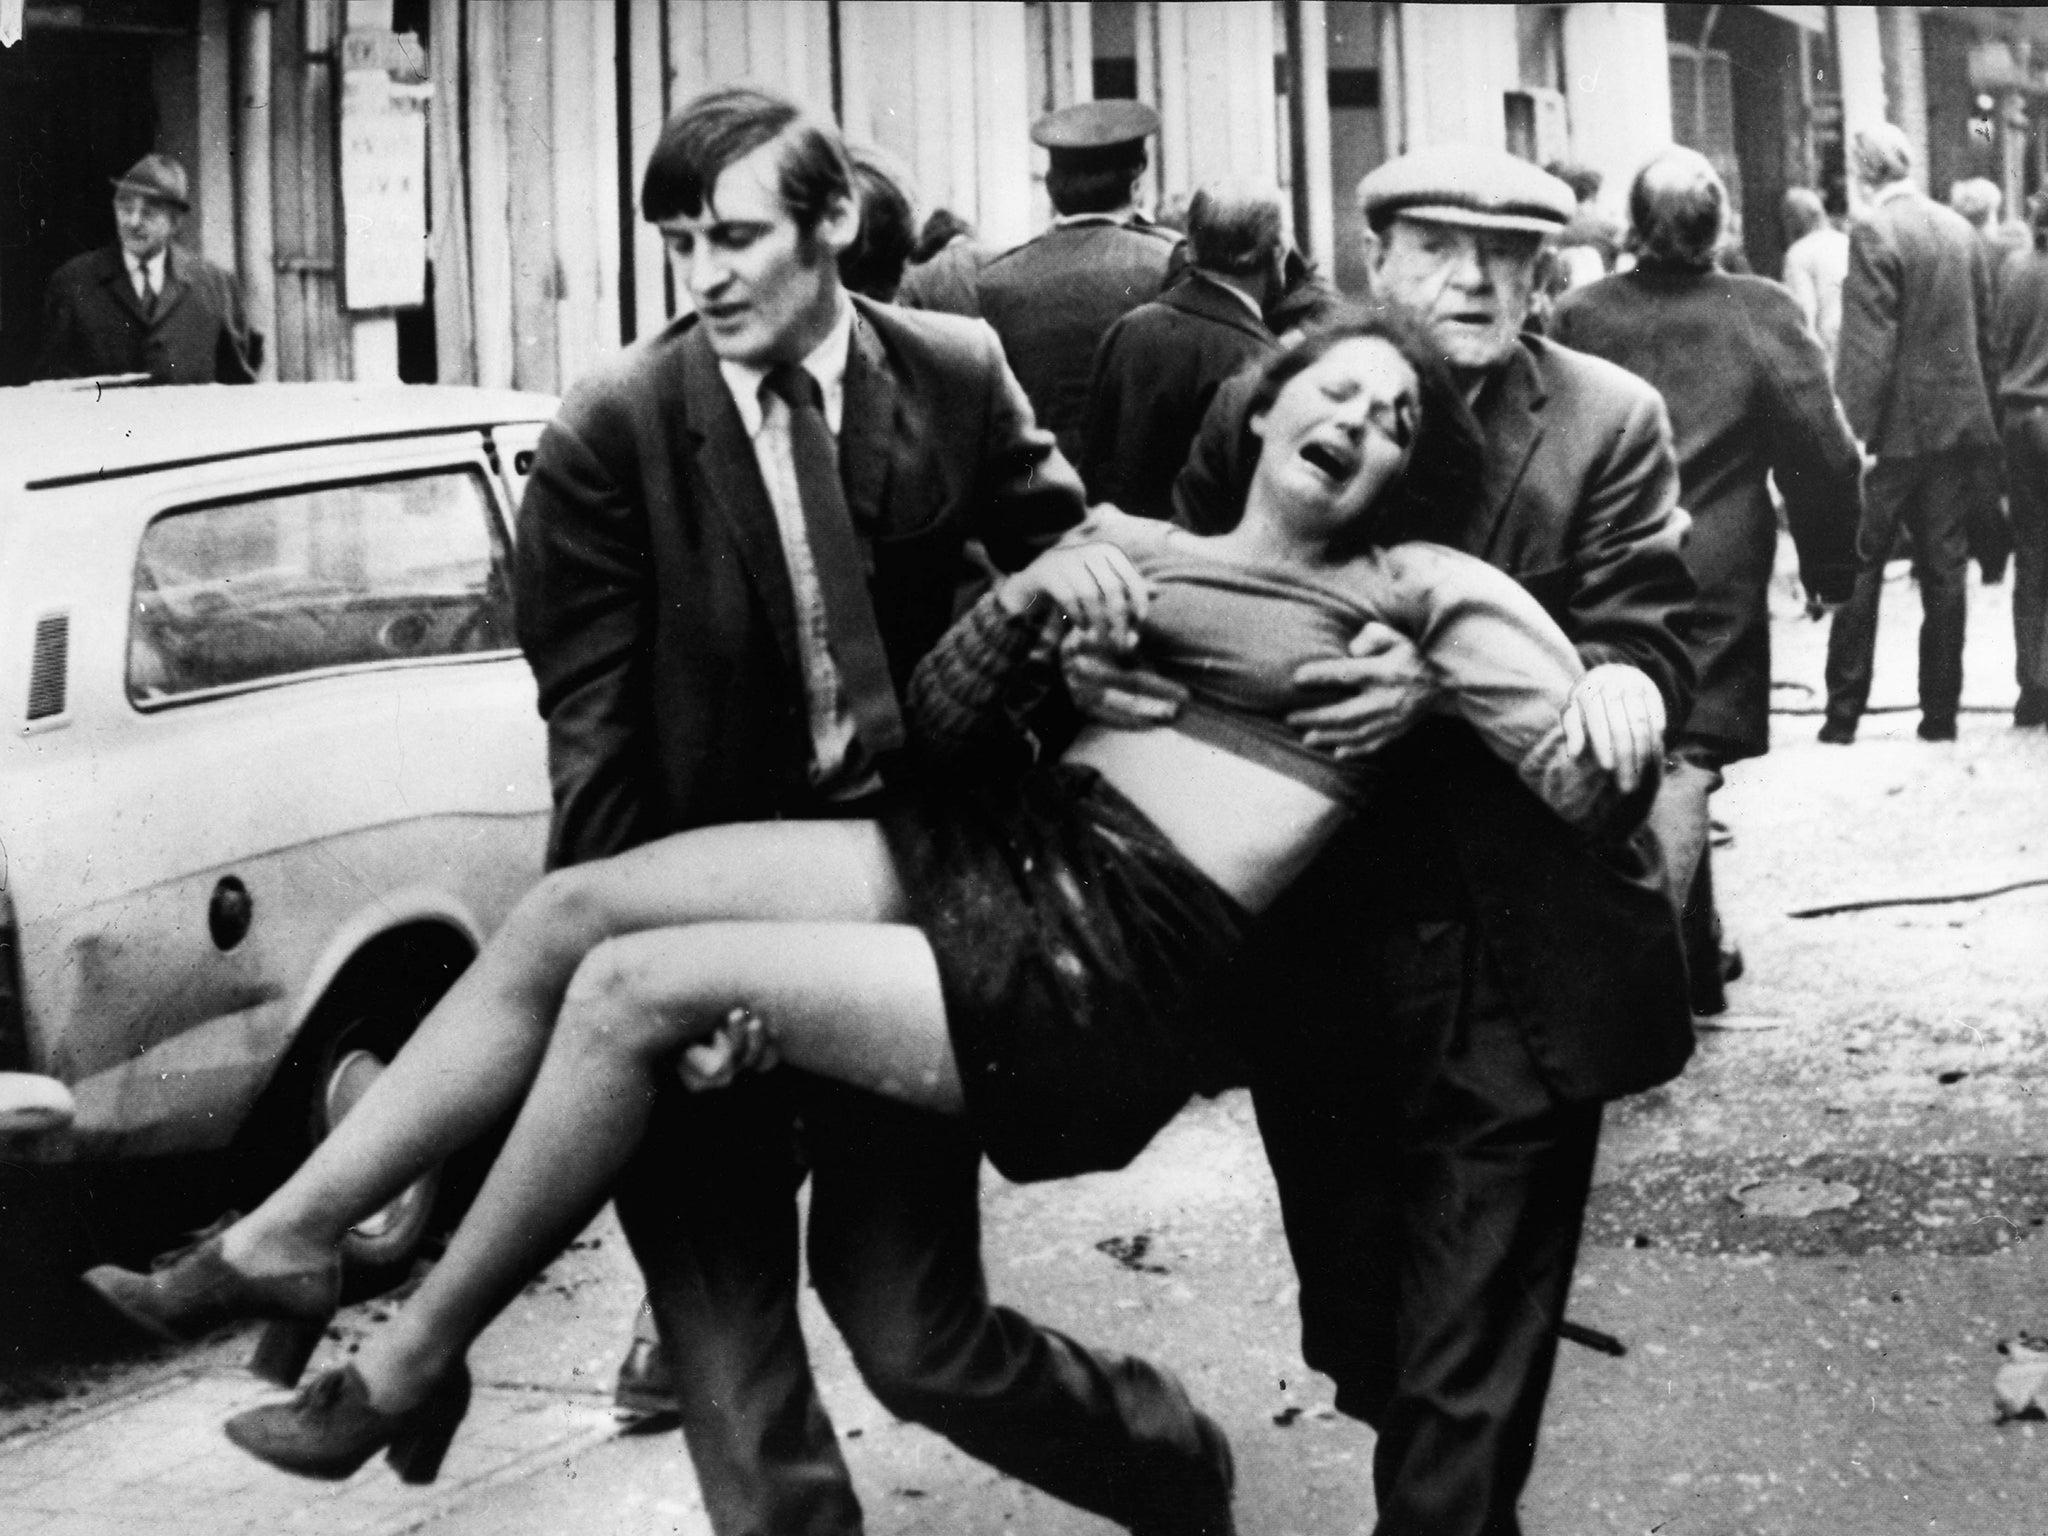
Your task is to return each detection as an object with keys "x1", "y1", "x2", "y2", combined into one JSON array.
[
  {"x1": 1560, "y1": 663, "x2": 1666, "y2": 794},
  {"x1": 1060, "y1": 628, "x2": 1189, "y2": 728},
  {"x1": 999, "y1": 541, "x2": 1153, "y2": 654},
  {"x1": 1286, "y1": 621, "x2": 1438, "y2": 758}
]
